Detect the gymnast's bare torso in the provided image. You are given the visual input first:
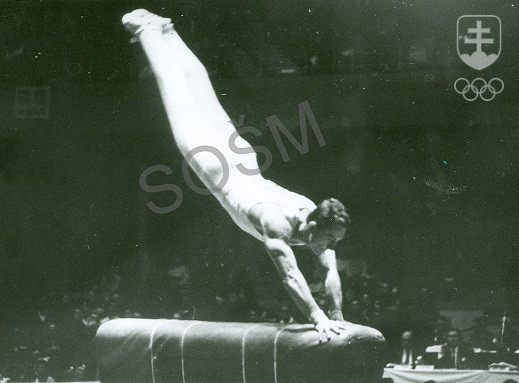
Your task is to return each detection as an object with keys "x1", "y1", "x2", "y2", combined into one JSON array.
[{"x1": 122, "y1": 9, "x2": 351, "y2": 342}]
